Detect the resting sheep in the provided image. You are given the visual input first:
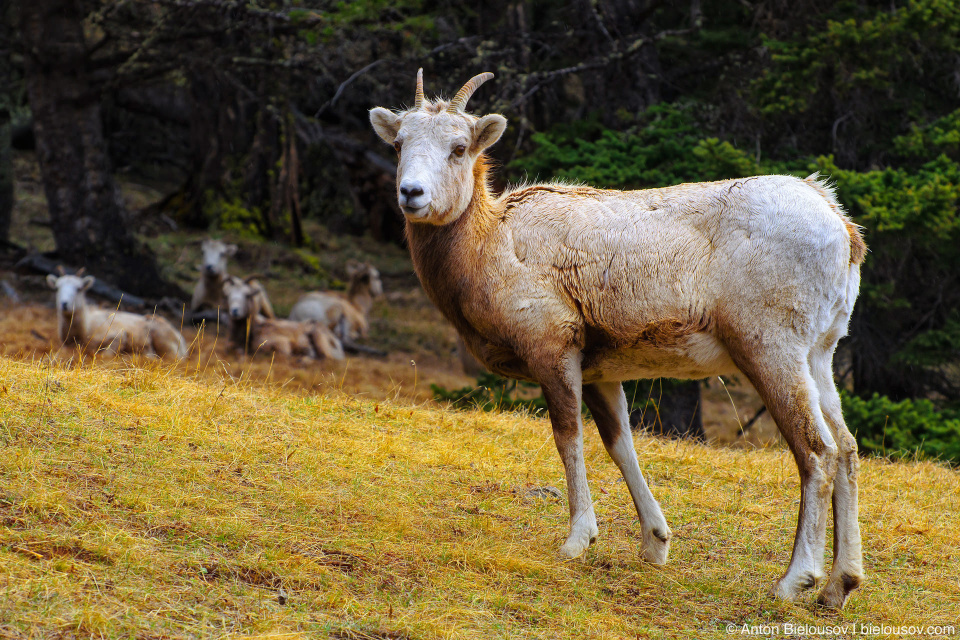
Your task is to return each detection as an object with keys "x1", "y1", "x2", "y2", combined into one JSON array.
[
  {"x1": 369, "y1": 70, "x2": 866, "y2": 609},
  {"x1": 190, "y1": 239, "x2": 276, "y2": 319},
  {"x1": 222, "y1": 277, "x2": 344, "y2": 360},
  {"x1": 48, "y1": 274, "x2": 188, "y2": 359},
  {"x1": 289, "y1": 260, "x2": 383, "y2": 341}
]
